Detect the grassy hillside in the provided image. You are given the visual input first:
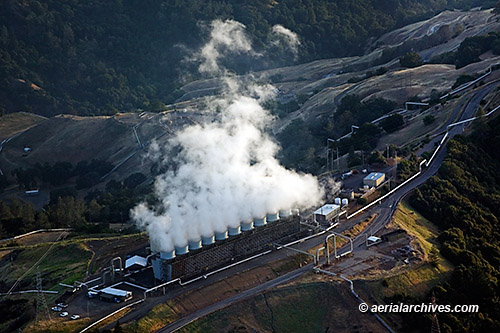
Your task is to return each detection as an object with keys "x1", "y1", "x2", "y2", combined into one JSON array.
[{"x1": 0, "y1": 0, "x2": 493, "y2": 117}]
